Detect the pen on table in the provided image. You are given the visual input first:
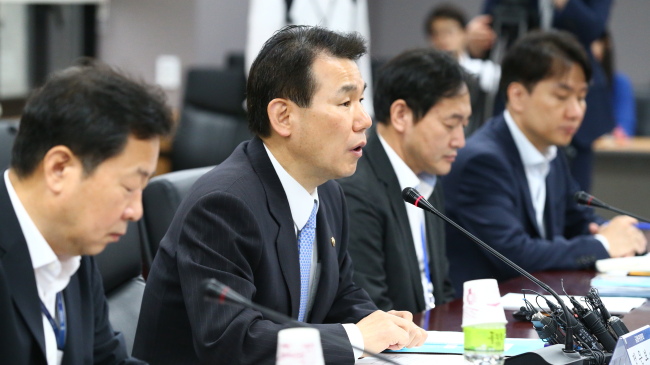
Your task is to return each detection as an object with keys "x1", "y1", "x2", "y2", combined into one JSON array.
[
  {"x1": 628, "y1": 271, "x2": 650, "y2": 277},
  {"x1": 635, "y1": 222, "x2": 650, "y2": 230},
  {"x1": 603, "y1": 221, "x2": 650, "y2": 230}
]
